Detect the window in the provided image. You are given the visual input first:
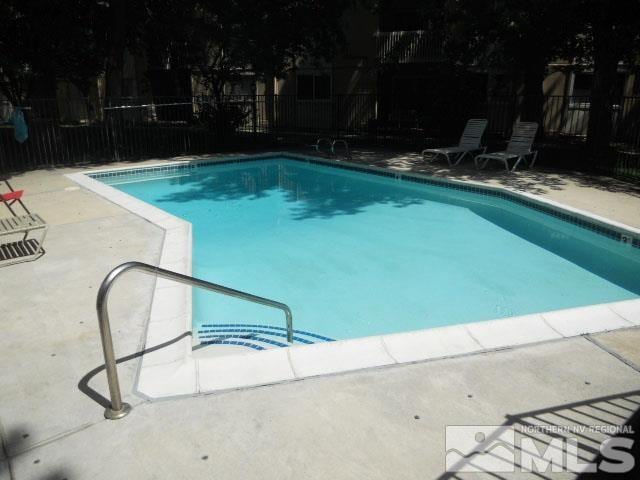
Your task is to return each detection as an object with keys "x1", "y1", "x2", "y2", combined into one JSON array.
[
  {"x1": 297, "y1": 75, "x2": 314, "y2": 100},
  {"x1": 572, "y1": 73, "x2": 593, "y2": 97},
  {"x1": 314, "y1": 75, "x2": 331, "y2": 100},
  {"x1": 570, "y1": 72, "x2": 626, "y2": 104},
  {"x1": 297, "y1": 74, "x2": 331, "y2": 101},
  {"x1": 569, "y1": 73, "x2": 593, "y2": 107}
]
